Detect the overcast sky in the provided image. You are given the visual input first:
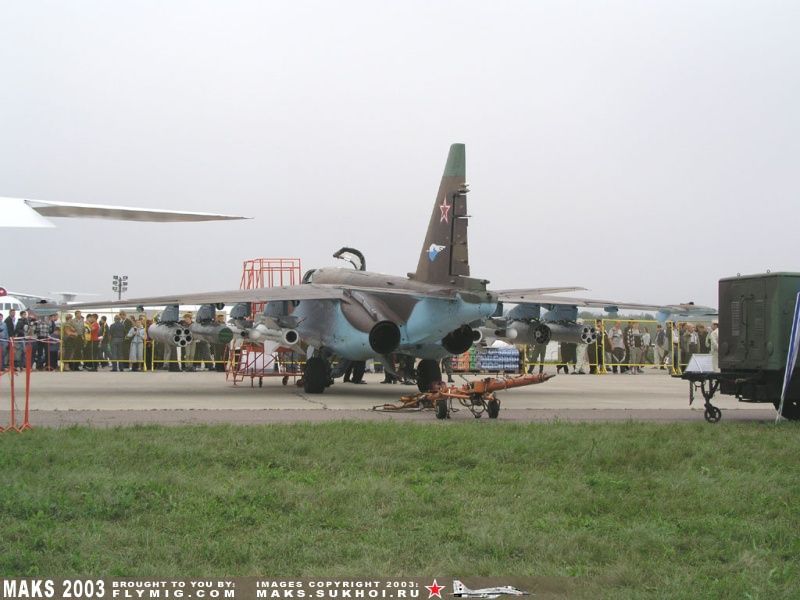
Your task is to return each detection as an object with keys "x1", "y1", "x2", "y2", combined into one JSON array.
[{"x1": 1, "y1": 1, "x2": 798, "y2": 307}]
